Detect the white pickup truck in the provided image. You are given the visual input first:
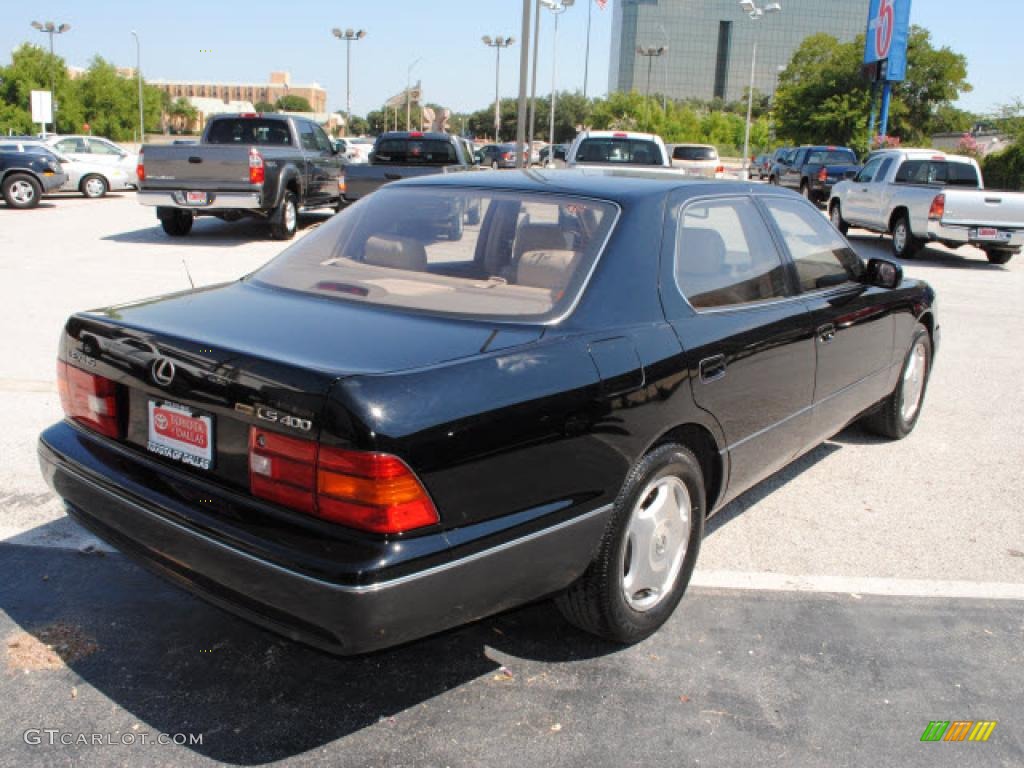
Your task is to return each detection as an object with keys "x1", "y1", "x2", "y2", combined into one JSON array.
[{"x1": 828, "y1": 148, "x2": 1024, "y2": 265}]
